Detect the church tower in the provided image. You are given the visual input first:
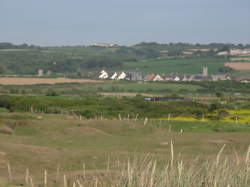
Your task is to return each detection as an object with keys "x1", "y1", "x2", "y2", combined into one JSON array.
[{"x1": 202, "y1": 66, "x2": 208, "y2": 77}]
